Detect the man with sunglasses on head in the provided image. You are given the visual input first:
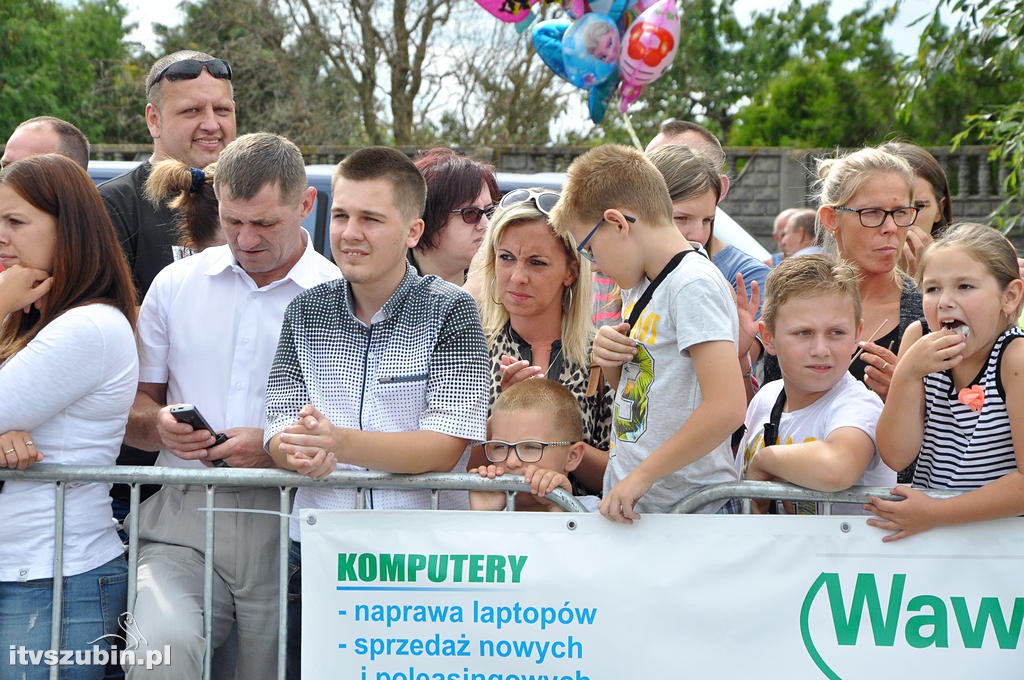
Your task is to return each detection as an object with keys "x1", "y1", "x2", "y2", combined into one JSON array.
[
  {"x1": 263, "y1": 146, "x2": 490, "y2": 680},
  {"x1": 99, "y1": 50, "x2": 237, "y2": 538},
  {"x1": 100, "y1": 50, "x2": 236, "y2": 299}
]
